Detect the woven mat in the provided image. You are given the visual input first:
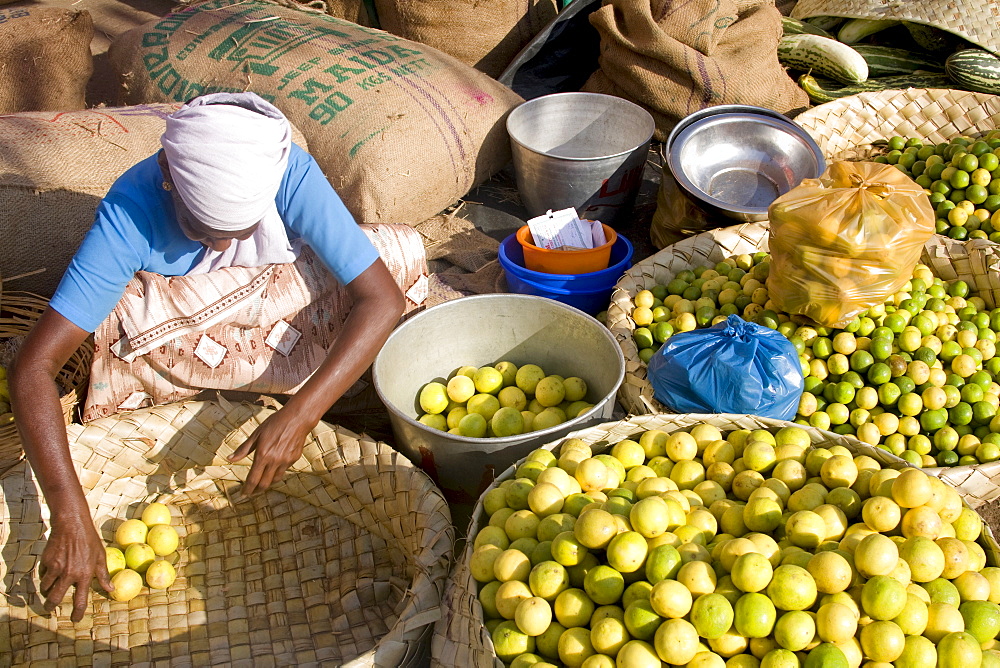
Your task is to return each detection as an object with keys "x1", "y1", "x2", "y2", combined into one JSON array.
[
  {"x1": 791, "y1": 0, "x2": 1000, "y2": 56},
  {"x1": 794, "y1": 88, "x2": 1000, "y2": 162},
  {"x1": 413, "y1": 208, "x2": 507, "y2": 307},
  {"x1": 431, "y1": 412, "x2": 1000, "y2": 666},
  {"x1": 0, "y1": 399, "x2": 454, "y2": 667}
]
